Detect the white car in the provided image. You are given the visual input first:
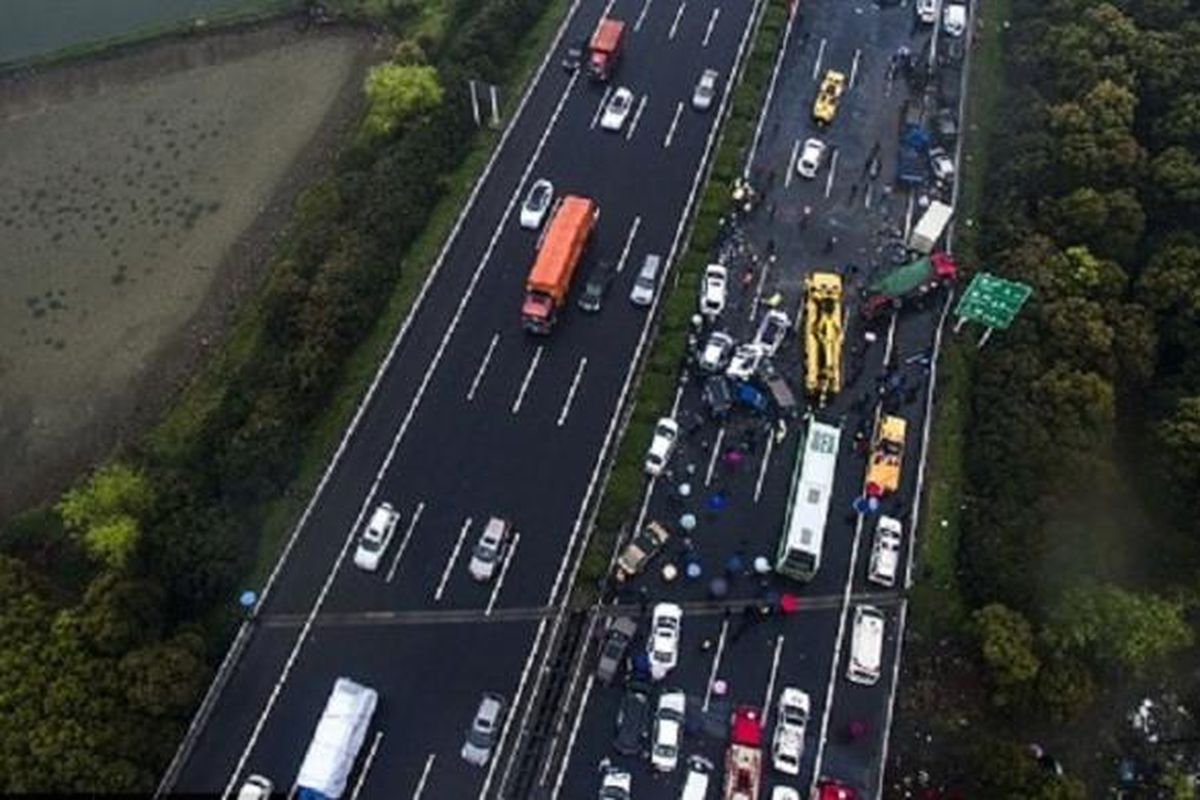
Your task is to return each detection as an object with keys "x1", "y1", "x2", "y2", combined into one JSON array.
[
  {"x1": 651, "y1": 689, "x2": 686, "y2": 771},
  {"x1": 915, "y1": 0, "x2": 937, "y2": 23},
  {"x1": 868, "y1": 516, "x2": 903, "y2": 587},
  {"x1": 468, "y1": 516, "x2": 512, "y2": 582},
  {"x1": 681, "y1": 756, "x2": 714, "y2": 797},
  {"x1": 929, "y1": 147, "x2": 956, "y2": 182},
  {"x1": 796, "y1": 137, "x2": 827, "y2": 179},
  {"x1": 752, "y1": 309, "x2": 791, "y2": 357},
  {"x1": 519, "y1": 179, "x2": 554, "y2": 229},
  {"x1": 601, "y1": 87, "x2": 635, "y2": 131},
  {"x1": 772, "y1": 687, "x2": 810, "y2": 775},
  {"x1": 699, "y1": 331, "x2": 735, "y2": 372},
  {"x1": 648, "y1": 602, "x2": 682, "y2": 680},
  {"x1": 943, "y1": 2, "x2": 967, "y2": 36},
  {"x1": 771, "y1": 789, "x2": 802, "y2": 800},
  {"x1": 599, "y1": 767, "x2": 632, "y2": 800},
  {"x1": 644, "y1": 416, "x2": 679, "y2": 477},
  {"x1": 353, "y1": 502, "x2": 400, "y2": 572},
  {"x1": 699, "y1": 263, "x2": 728, "y2": 318},
  {"x1": 847, "y1": 605, "x2": 885, "y2": 685},
  {"x1": 692, "y1": 68, "x2": 719, "y2": 111},
  {"x1": 725, "y1": 343, "x2": 766, "y2": 381},
  {"x1": 237, "y1": 775, "x2": 273, "y2": 800}
]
